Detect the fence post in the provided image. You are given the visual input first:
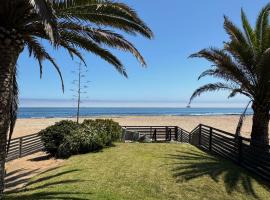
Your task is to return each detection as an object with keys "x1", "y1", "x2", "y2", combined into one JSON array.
[
  {"x1": 238, "y1": 137, "x2": 243, "y2": 164},
  {"x1": 122, "y1": 128, "x2": 128, "y2": 142},
  {"x1": 209, "y1": 127, "x2": 213, "y2": 151},
  {"x1": 19, "y1": 138, "x2": 23, "y2": 158},
  {"x1": 175, "y1": 126, "x2": 178, "y2": 141},
  {"x1": 169, "y1": 129, "x2": 172, "y2": 141},
  {"x1": 198, "y1": 124, "x2": 202, "y2": 146},
  {"x1": 165, "y1": 126, "x2": 168, "y2": 141},
  {"x1": 181, "y1": 129, "x2": 183, "y2": 142},
  {"x1": 154, "y1": 129, "x2": 157, "y2": 141},
  {"x1": 150, "y1": 126, "x2": 152, "y2": 139}
]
